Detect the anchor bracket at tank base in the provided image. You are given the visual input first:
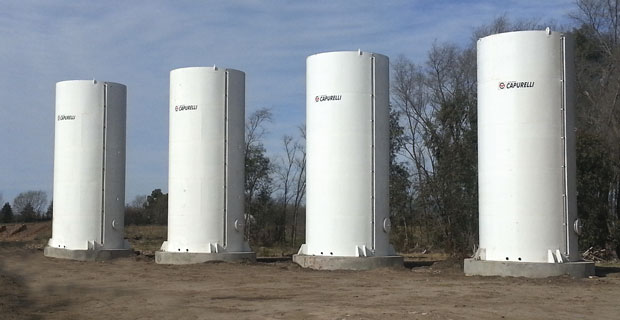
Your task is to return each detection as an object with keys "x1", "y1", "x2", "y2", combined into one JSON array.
[
  {"x1": 463, "y1": 258, "x2": 594, "y2": 278},
  {"x1": 292, "y1": 254, "x2": 403, "y2": 271},
  {"x1": 155, "y1": 251, "x2": 256, "y2": 265},
  {"x1": 43, "y1": 245, "x2": 134, "y2": 262}
]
